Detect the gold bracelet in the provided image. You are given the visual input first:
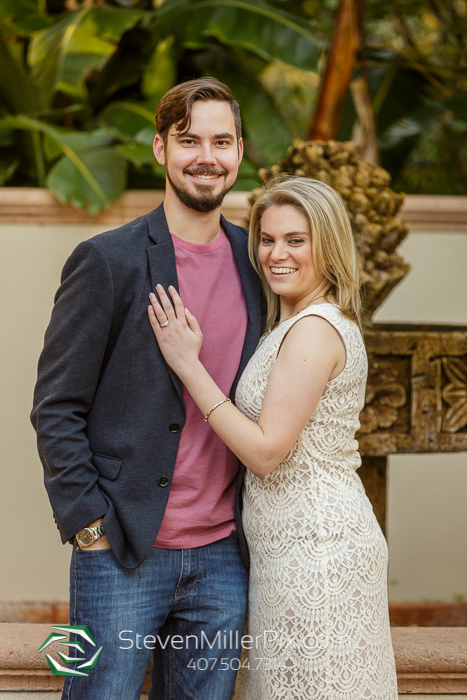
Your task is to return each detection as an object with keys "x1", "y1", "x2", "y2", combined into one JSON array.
[{"x1": 205, "y1": 398, "x2": 231, "y2": 422}]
